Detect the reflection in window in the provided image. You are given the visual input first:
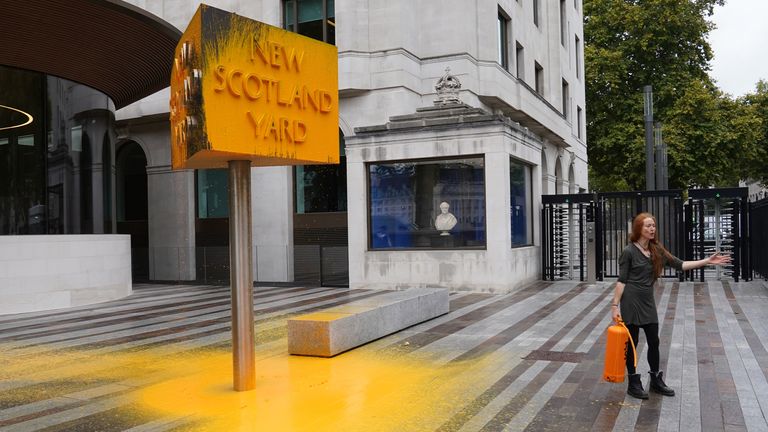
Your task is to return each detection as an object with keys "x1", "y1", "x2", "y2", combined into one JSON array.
[
  {"x1": 0, "y1": 65, "x2": 115, "y2": 235},
  {"x1": 197, "y1": 169, "x2": 229, "y2": 218},
  {"x1": 510, "y1": 158, "x2": 532, "y2": 247},
  {"x1": 283, "y1": 0, "x2": 335, "y2": 45},
  {"x1": 369, "y1": 157, "x2": 485, "y2": 249},
  {"x1": 295, "y1": 130, "x2": 346, "y2": 213}
]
